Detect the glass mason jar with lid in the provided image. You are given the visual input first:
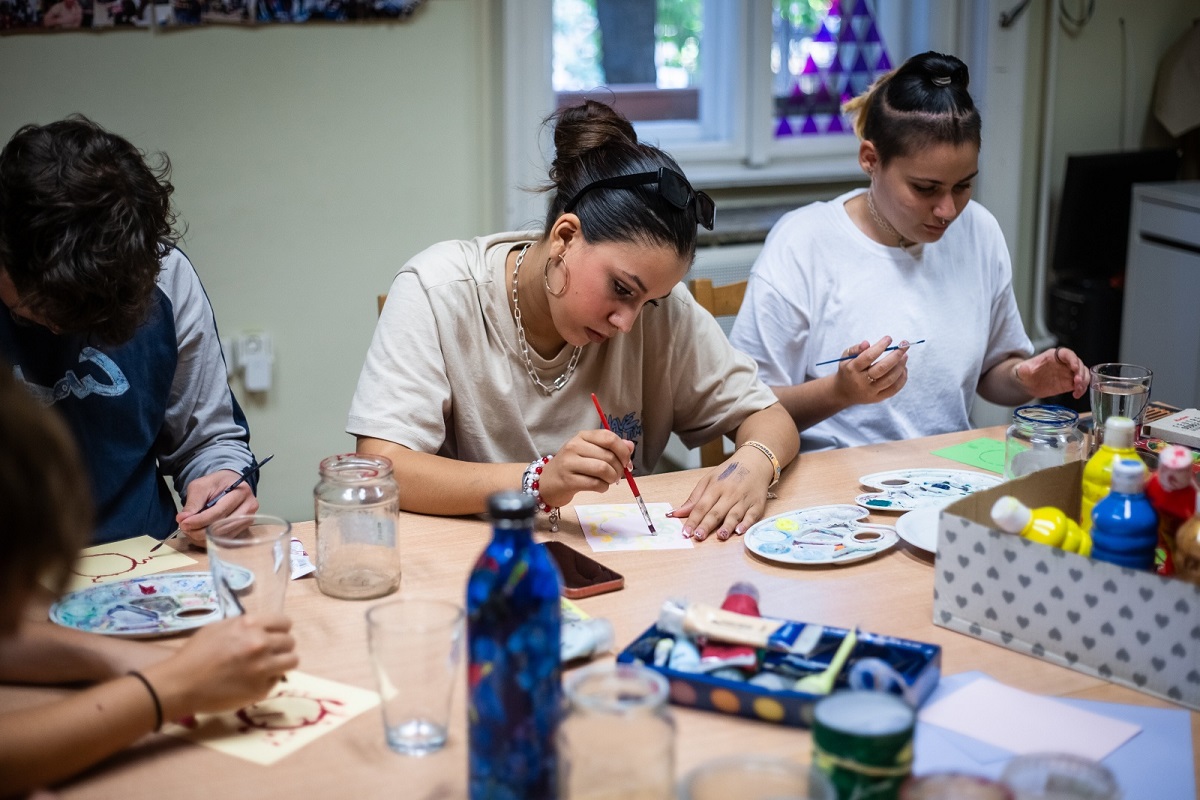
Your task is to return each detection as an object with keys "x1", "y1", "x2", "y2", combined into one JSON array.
[
  {"x1": 557, "y1": 663, "x2": 675, "y2": 799},
  {"x1": 1004, "y1": 405, "x2": 1086, "y2": 481},
  {"x1": 313, "y1": 453, "x2": 401, "y2": 600}
]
